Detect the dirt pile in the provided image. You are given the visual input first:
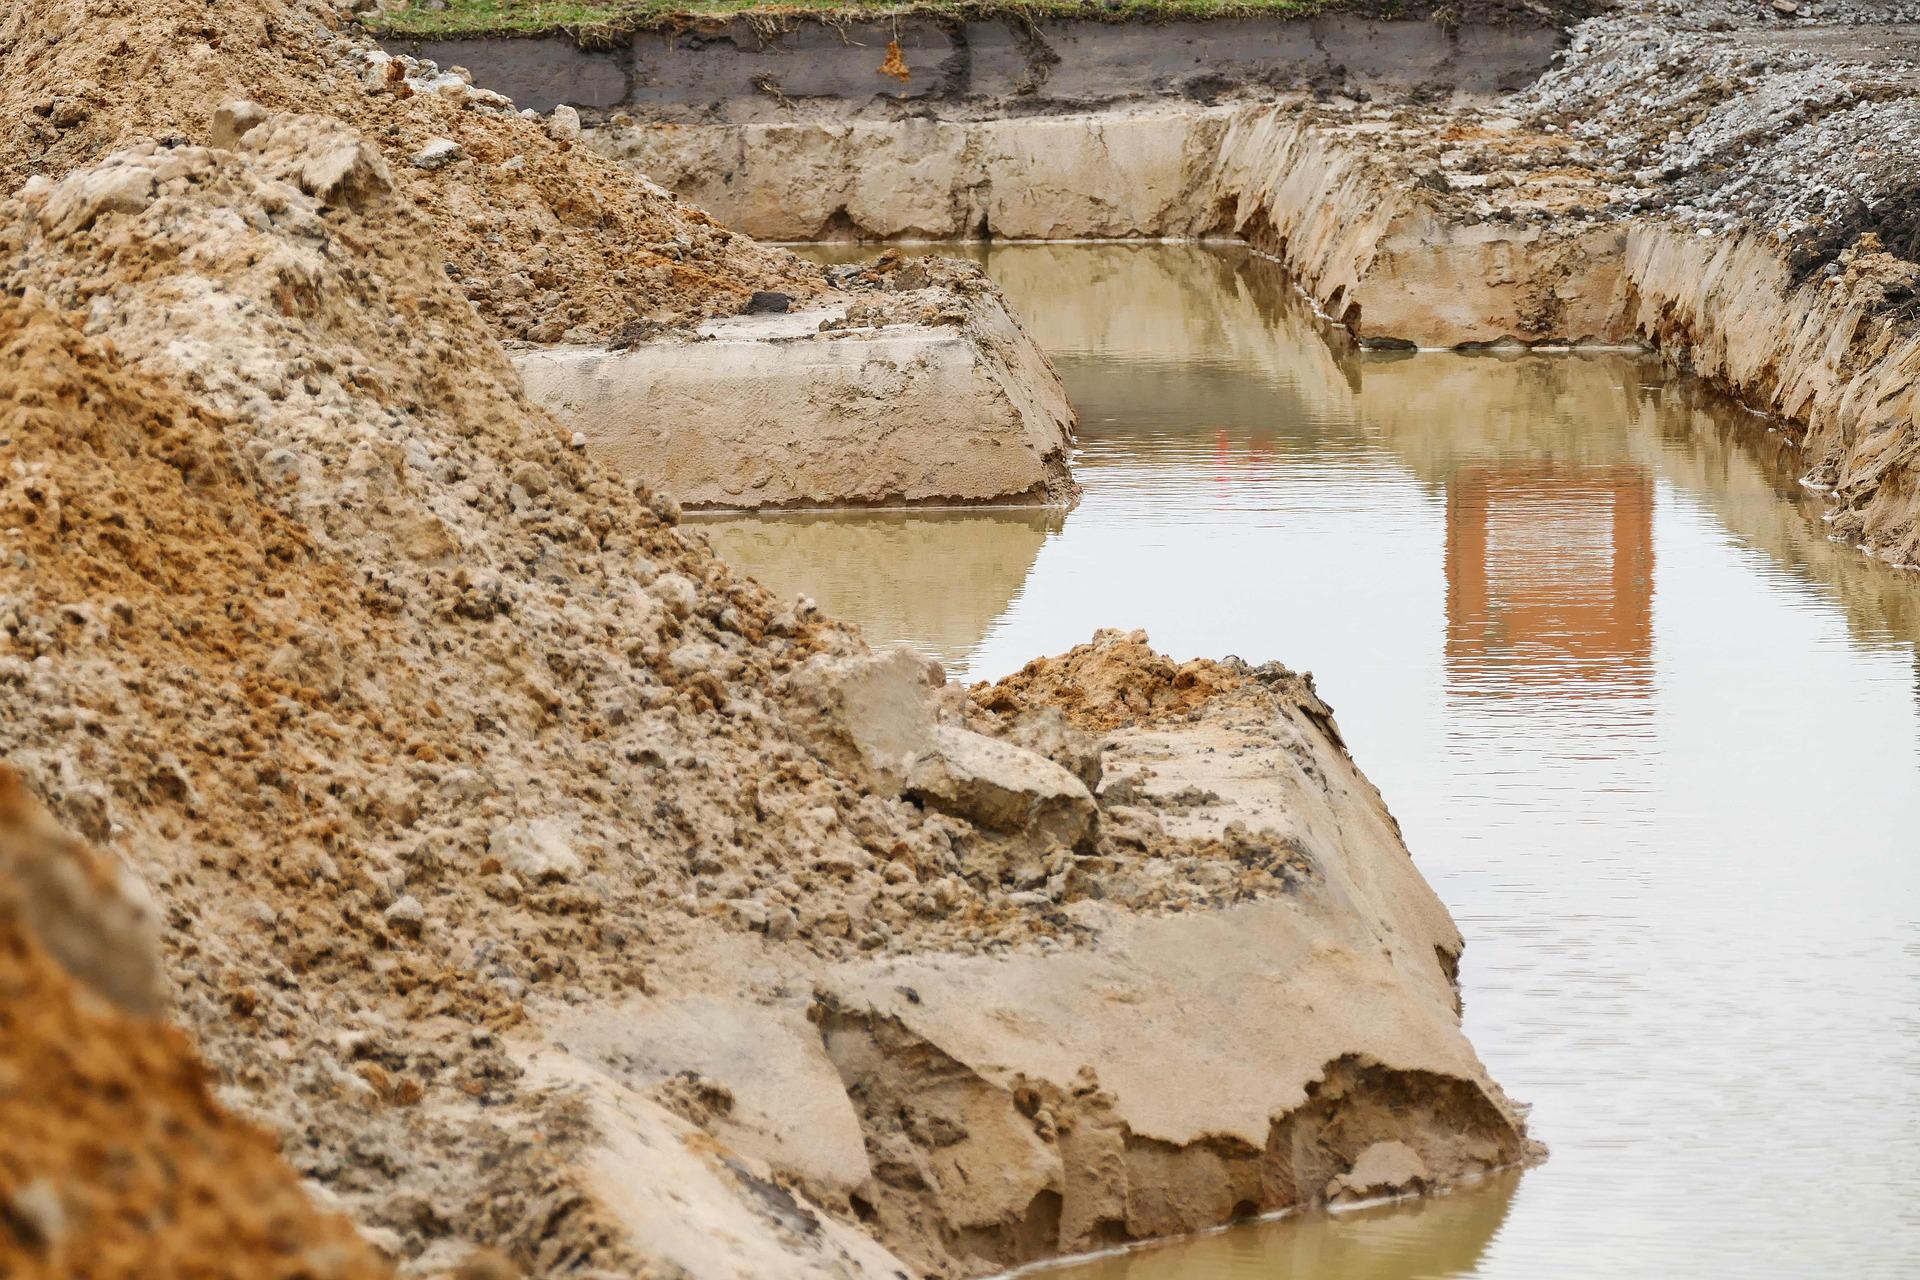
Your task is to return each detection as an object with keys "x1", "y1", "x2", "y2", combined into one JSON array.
[
  {"x1": 975, "y1": 630, "x2": 1242, "y2": 731},
  {"x1": 0, "y1": 110, "x2": 1530, "y2": 1271},
  {"x1": 794, "y1": 630, "x2": 1534, "y2": 1274},
  {"x1": 0, "y1": 110, "x2": 950, "y2": 1271},
  {"x1": 0, "y1": 0, "x2": 820, "y2": 340},
  {"x1": 0, "y1": 765, "x2": 395, "y2": 1280}
]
